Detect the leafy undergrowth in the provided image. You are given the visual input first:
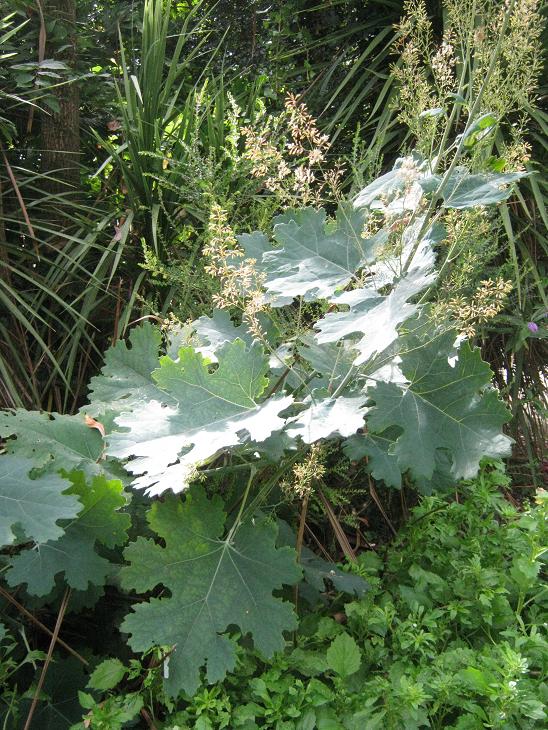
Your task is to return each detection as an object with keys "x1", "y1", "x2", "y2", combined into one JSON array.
[{"x1": 54, "y1": 464, "x2": 546, "y2": 729}]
